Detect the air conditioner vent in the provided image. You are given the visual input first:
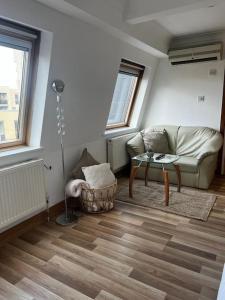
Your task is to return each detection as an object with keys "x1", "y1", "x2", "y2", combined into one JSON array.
[{"x1": 168, "y1": 43, "x2": 223, "y2": 65}]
